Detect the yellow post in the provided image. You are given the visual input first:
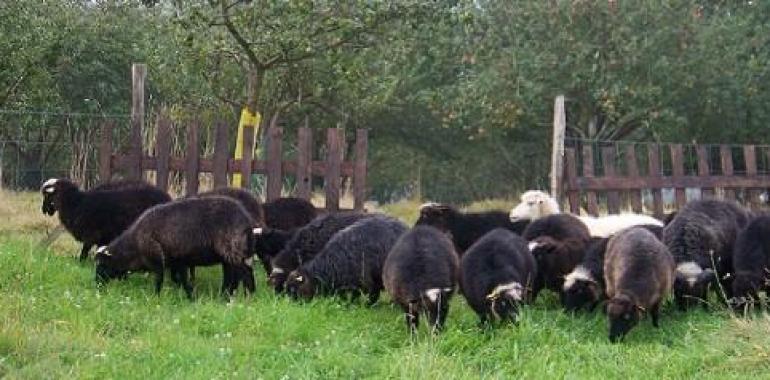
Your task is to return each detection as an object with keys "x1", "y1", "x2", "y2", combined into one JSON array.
[{"x1": 232, "y1": 108, "x2": 261, "y2": 187}]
